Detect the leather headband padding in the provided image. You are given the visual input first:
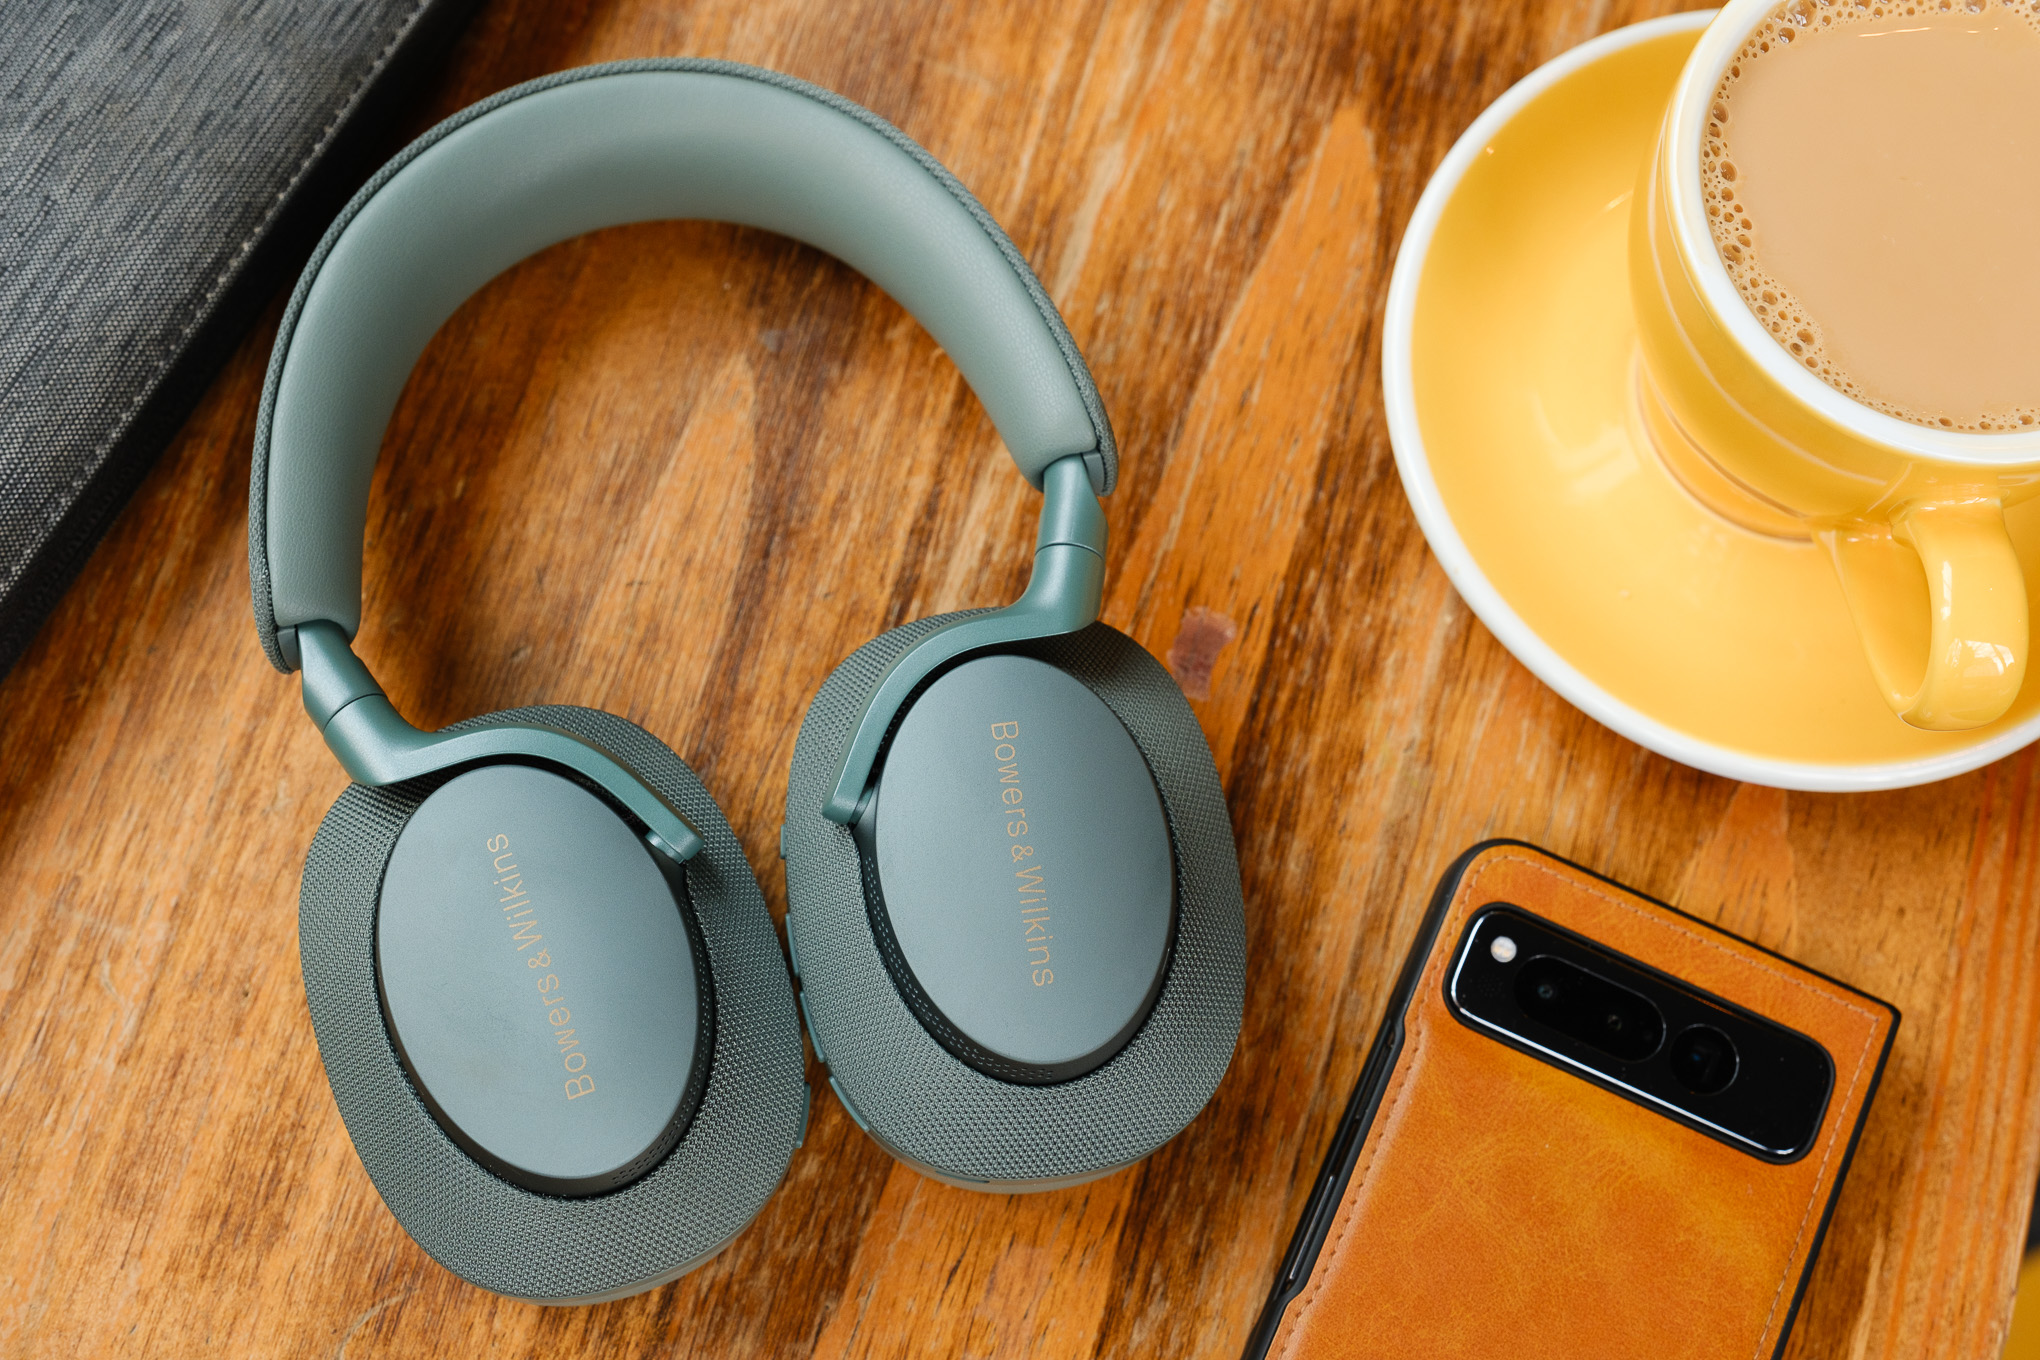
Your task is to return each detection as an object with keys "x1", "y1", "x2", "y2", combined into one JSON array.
[{"x1": 250, "y1": 59, "x2": 1117, "y2": 671}]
